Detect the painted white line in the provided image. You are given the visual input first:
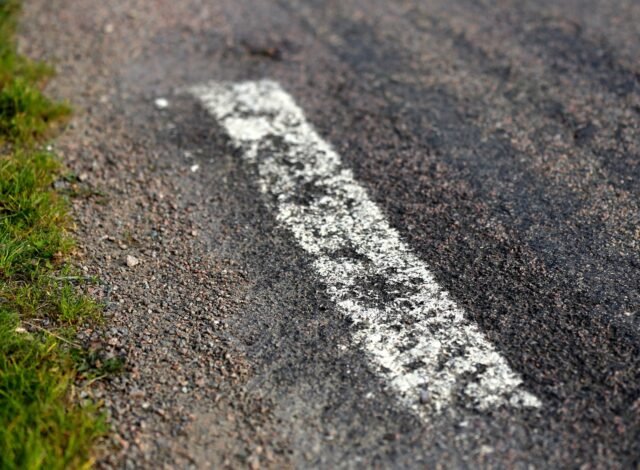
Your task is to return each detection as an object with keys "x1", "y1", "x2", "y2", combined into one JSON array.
[{"x1": 190, "y1": 80, "x2": 540, "y2": 416}]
